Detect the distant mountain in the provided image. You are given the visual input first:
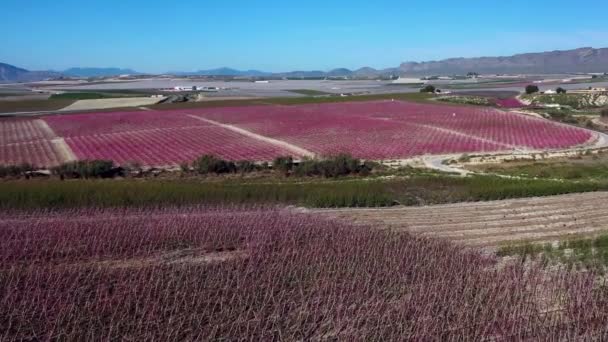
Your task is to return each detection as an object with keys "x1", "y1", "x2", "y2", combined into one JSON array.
[
  {"x1": 273, "y1": 70, "x2": 327, "y2": 78},
  {"x1": 399, "y1": 47, "x2": 608, "y2": 75},
  {"x1": 0, "y1": 63, "x2": 62, "y2": 83},
  {"x1": 62, "y1": 67, "x2": 141, "y2": 77},
  {"x1": 171, "y1": 67, "x2": 271, "y2": 77},
  {"x1": 3, "y1": 47, "x2": 607, "y2": 84}
]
